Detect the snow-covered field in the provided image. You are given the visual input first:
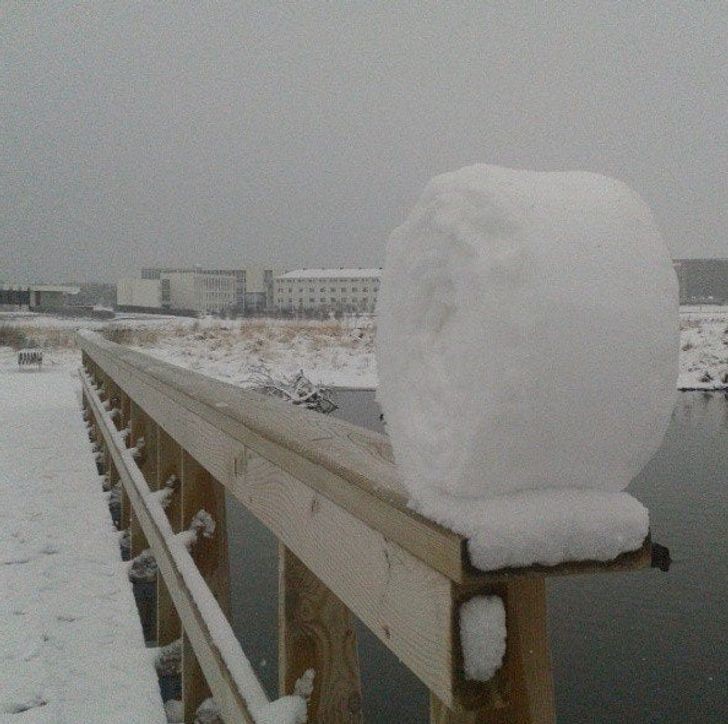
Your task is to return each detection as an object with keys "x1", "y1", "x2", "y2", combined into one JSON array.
[
  {"x1": 0, "y1": 358, "x2": 164, "y2": 722},
  {"x1": 0, "y1": 312, "x2": 377, "y2": 388},
  {"x1": 678, "y1": 306, "x2": 728, "y2": 389},
  {"x1": 131, "y1": 316, "x2": 377, "y2": 389},
  {"x1": 1, "y1": 307, "x2": 726, "y2": 391}
]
